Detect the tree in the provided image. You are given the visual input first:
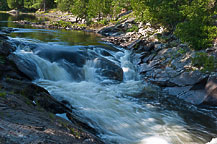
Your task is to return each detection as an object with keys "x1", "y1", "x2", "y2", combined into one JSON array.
[
  {"x1": 0, "y1": 0, "x2": 9, "y2": 10},
  {"x1": 71, "y1": 0, "x2": 89, "y2": 20},
  {"x1": 88, "y1": 0, "x2": 112, "y2": 20},
  {"x1": 56, "y1": 0, "x2": 73, "y2": 12},
  {"x1": 7, "y1": 0, "x2": 24, "y2": 9},
  {"x1": 31, "y1": 0, "x2": 55, "y2": 10}
]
